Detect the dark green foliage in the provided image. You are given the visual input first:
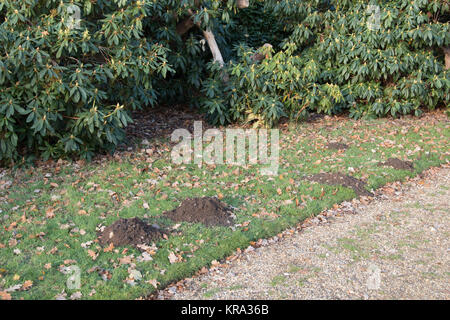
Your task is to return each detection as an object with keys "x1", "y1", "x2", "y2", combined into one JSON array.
[
  {"x1": 0, "y1": 0, "x2": 166, "y2": 161},
  {"x1": 0, "y1": 0, "x2": 236, "y2": 162},
  {"x1": 203, "y1": 0, "x2": 450, "y2": 126},
  {"x1": 1, "y1": 0, "x2": 449, "y2": 162},
  {"x1": 220, "y1": 1, "x2": 288, "y2": 59}
]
